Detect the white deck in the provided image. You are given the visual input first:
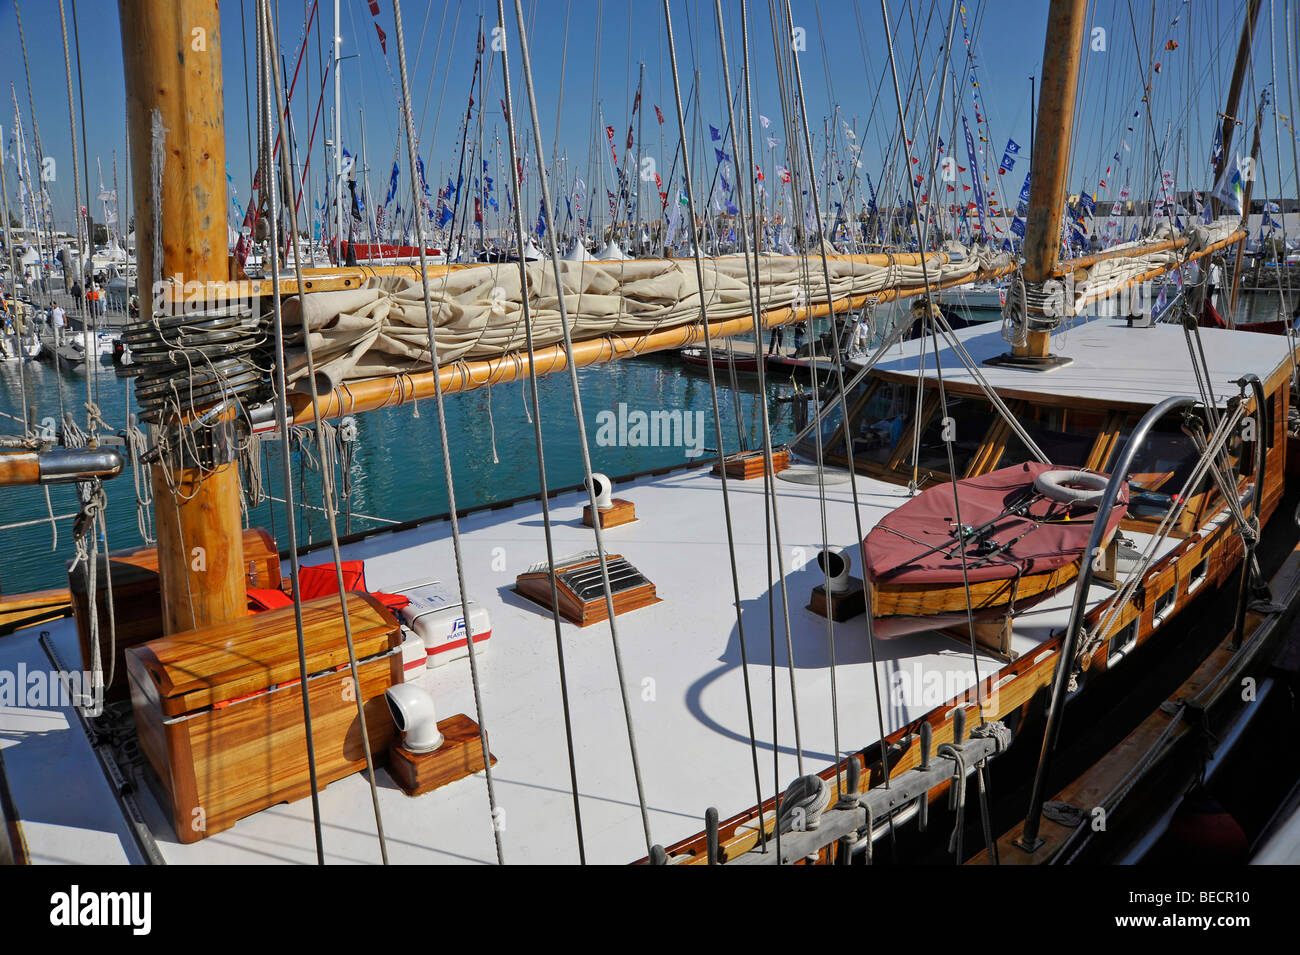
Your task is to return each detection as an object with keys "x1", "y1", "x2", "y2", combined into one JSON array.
[
  {"x1": 866, "y1": 317, "x2": 1296, "y2": 408},
  {"x1": 2, "y1": 317, "x2": 1278, "y2": 865},
  {"x1": 0, "y1": 457, "x2": 1169, "y2": 865}
]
